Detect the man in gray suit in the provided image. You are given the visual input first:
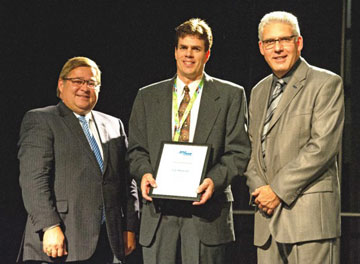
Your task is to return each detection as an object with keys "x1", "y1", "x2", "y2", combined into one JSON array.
[
  {"x1": 128, "y1": 18, "x2": 250, "y2": 264},
  {"x1": 18, "y1": 57, "x2": 139, "y2": 263},
  {"x1": 245, "y1": 11, "x2": 344, "y2": 263}
]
